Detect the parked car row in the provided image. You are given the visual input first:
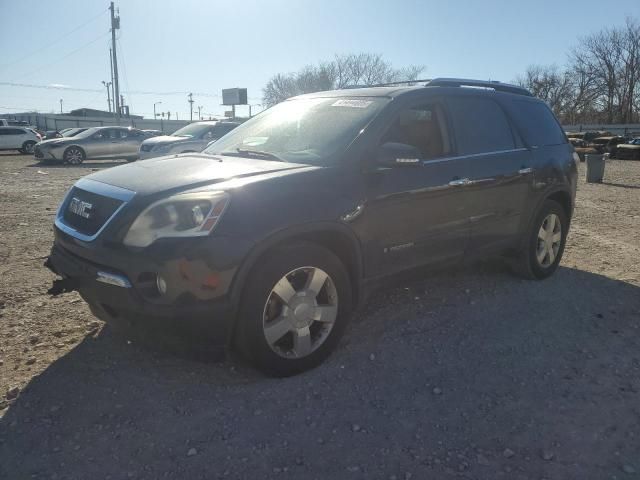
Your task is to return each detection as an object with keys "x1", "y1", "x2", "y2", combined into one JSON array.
[
  {"x1": 0, "y1": 119, "x2": 240, "y2": 165},
  {"x1": 566, "y1": 131, "x2": 640, "y2": 160}
]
